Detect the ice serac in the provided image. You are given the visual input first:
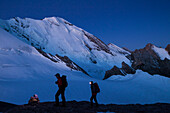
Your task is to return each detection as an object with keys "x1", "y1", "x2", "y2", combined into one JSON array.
[{"x1": 0, "y1": 17, "x2": 131, "y2": 79}]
